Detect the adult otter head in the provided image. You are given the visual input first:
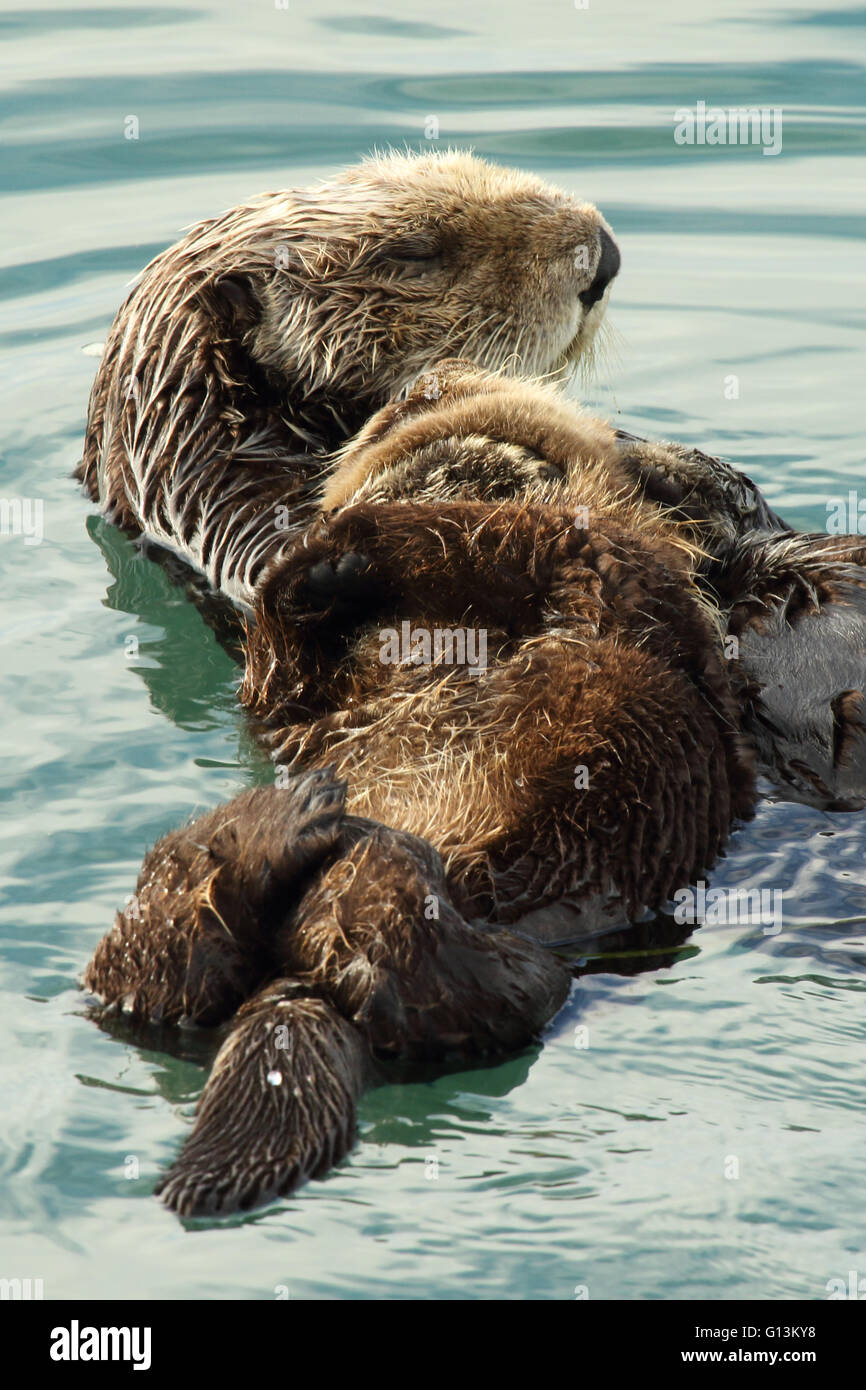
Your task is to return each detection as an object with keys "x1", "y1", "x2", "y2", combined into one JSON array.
[
  {"x1": 79, "y1": 150, "x2": 619, "y2": 594},
  {"x1": 208, "y1": 149, "x2": 619, "y2": 403}
]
